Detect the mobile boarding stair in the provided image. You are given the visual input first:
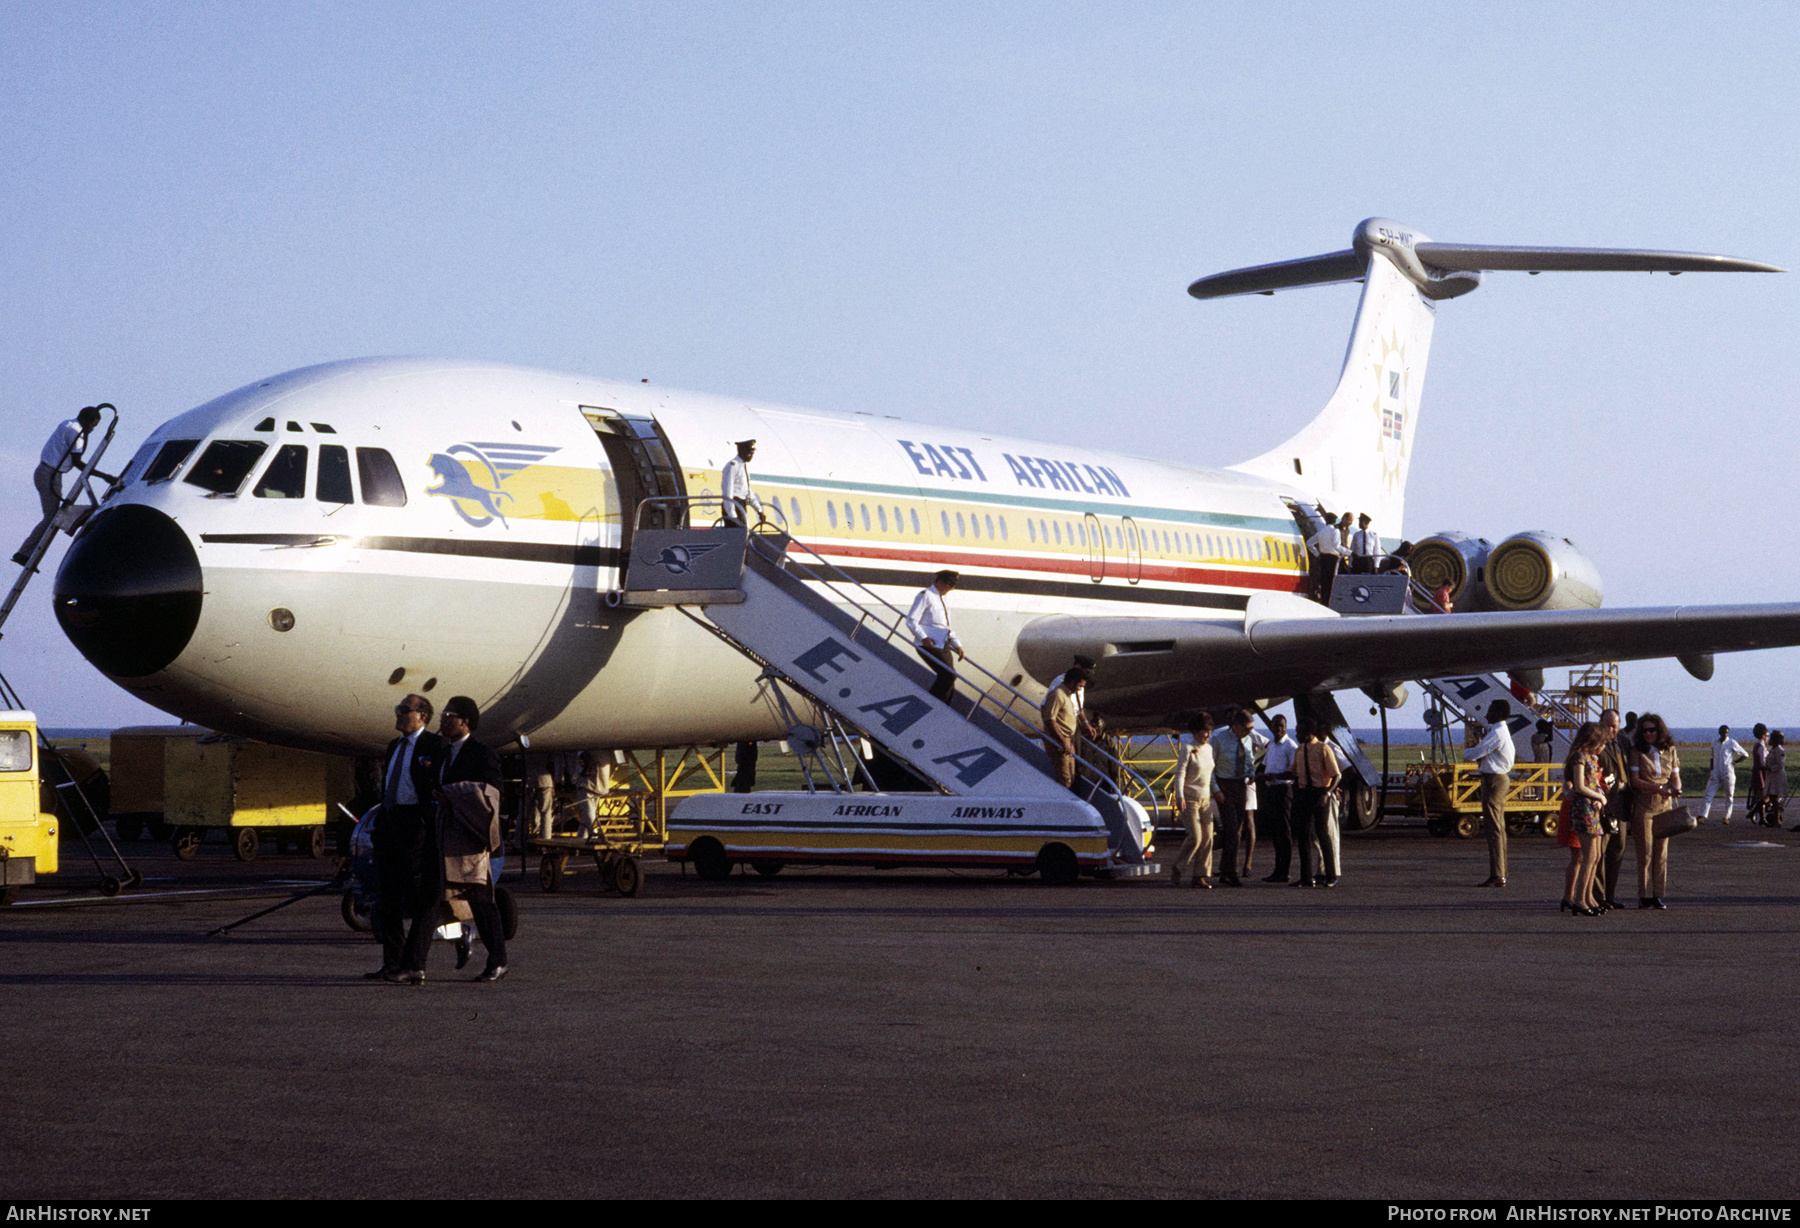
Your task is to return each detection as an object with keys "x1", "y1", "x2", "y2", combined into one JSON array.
[{"x1": 615, "y1": 498, "x2": 1161, "y2": 883}]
